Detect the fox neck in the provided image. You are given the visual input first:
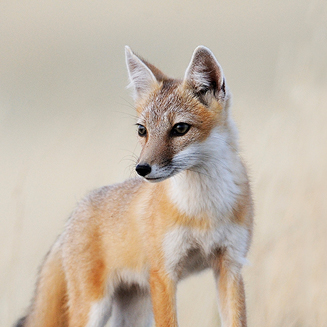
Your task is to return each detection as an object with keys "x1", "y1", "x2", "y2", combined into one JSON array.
[{"x1": 167, "y1": 126, "x2": 243, "y2": 222}]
